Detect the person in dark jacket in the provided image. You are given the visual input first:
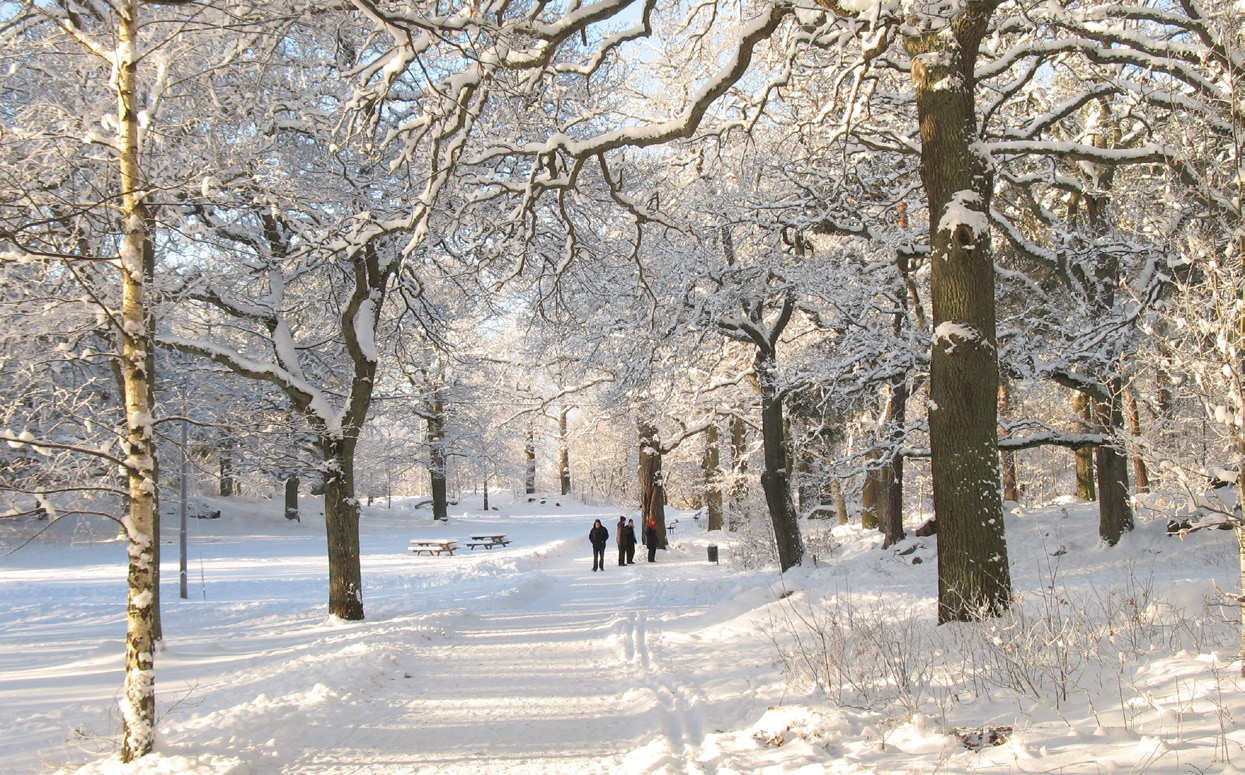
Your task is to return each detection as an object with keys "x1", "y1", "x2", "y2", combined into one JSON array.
[
  {"x1": 589, "y1": 519, "x2": 609, "y2": 571},
  {"x1": 644, "y1": 516, "x2": 659, "y2": 562},
  {"x1": 624, "y1": 519, "x2": 638, "y2": 565},
  {"x1": 616, "y1": 516, "x2": 628, "y2": 566}
]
